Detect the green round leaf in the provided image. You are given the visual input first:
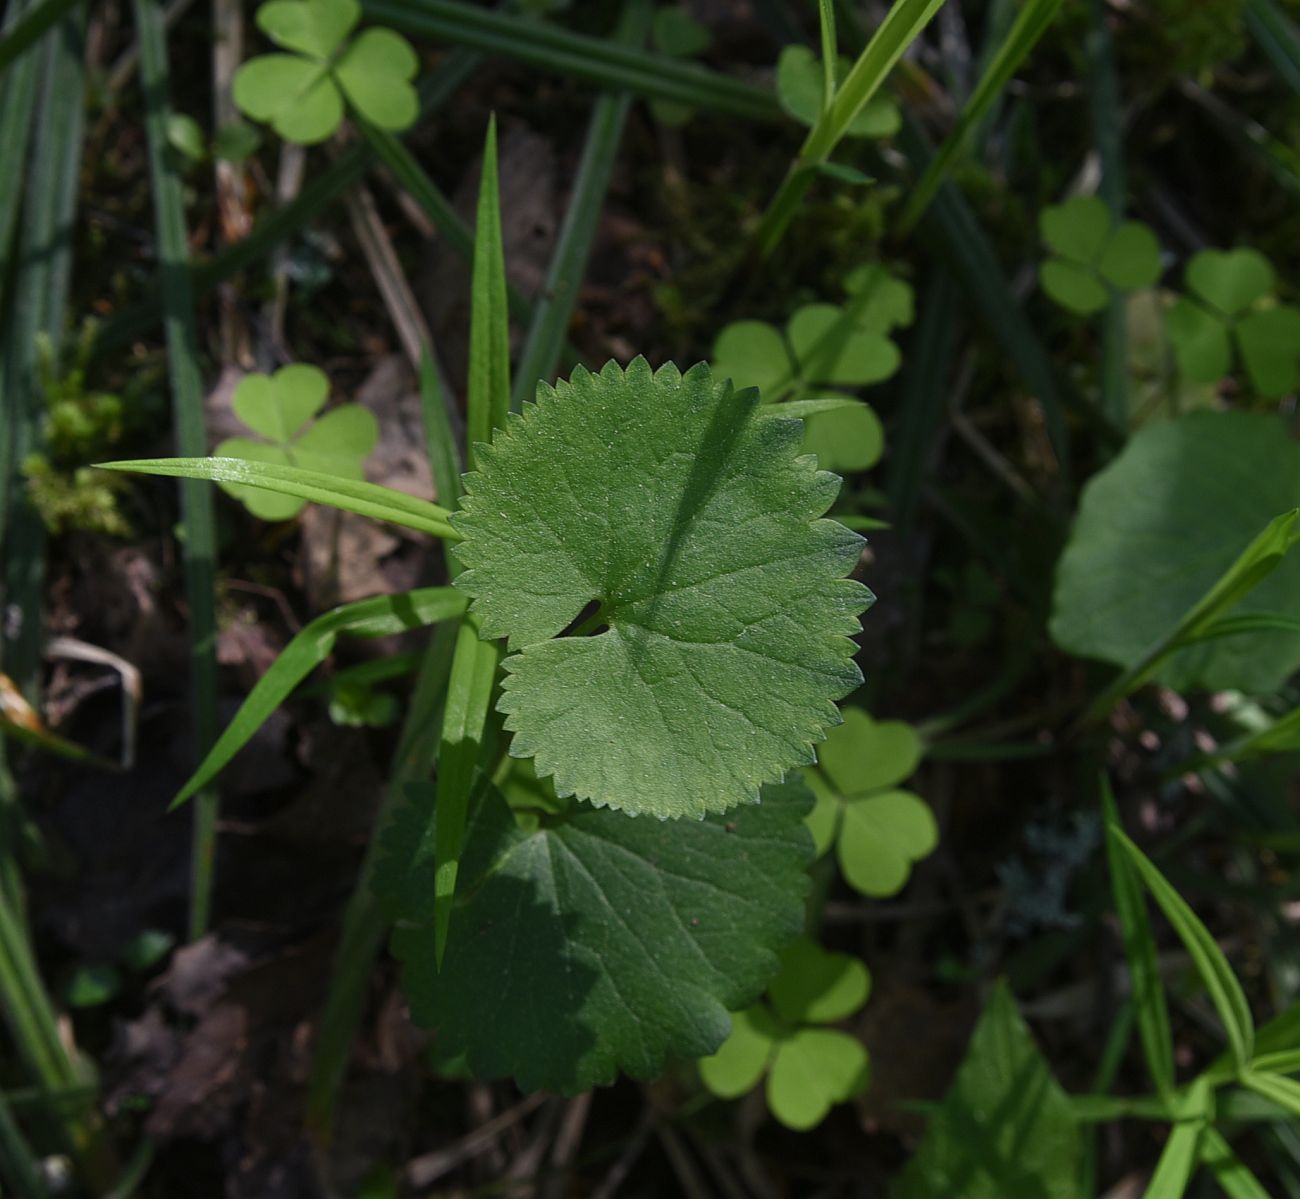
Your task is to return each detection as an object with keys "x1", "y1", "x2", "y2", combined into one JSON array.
[
  {"x1": 838, "y1": 789, "x2": 938, "y2": 897},
  {"x1": 385, "y1": 780, "x2": 815, "y2": 1093},
  {"x1": 1050, "y1": 411, "x2": 1300, "y2": 692},
  {"x1": 801, "y1": 401, "x2": 884, "y2": 473},
  {"x1": 291, "y1": 403, "x2": 379, "y2": 476},
  {"x1": 843, "y1": 265, "x2": 915, "y2": 332},
  {"x1": 818, "y1": 708, "x2": 922, "y2": 796},
  {"x1": 233, "y1": 363, "x2": 330, "y2": 443},
  {"x1": 1098, "y1": 221, "x2": 1162, "y2": 291},
  {"x1": 121, "y1": 929, "x2": 175, "y2": 972},
  {"x1": 232, "y1": 55, "x2": 342, "y2": 144},
  {"x1": 775, "y1": 45, "x2": 826, "y2": 128},
  {"x1": 787, "y1": 304, "x2": 900, "y2": 386},
  {"x1": 803, "y1": 769, "x2": 840, "y2": 856},
  {"x1": 334, "y1": 27, "x2": 420, "y2": 131},
  {"x1": 256, "y1": 0, "x2": 358, "y2": 58},
  {"x1": 711, "y1": 320, "x2": 793, "y2": 396},
  {"x1": 1186, "y1": 247, "x2": 1275, "y2": 316},
  {"x1": 848, "y1": 94, "x2": 901, "y2": 138},
  {"x1": 166, "y1": 112, "x2": 206, "y2": 162},
  {"x1": 452, "y1": 359, "x2": 871, "y2": 819},
  {"x1": 212, "y1": 120, "x2": 262, "y2": 163},
  {"x1": 768, "y1": 937, "x2": 871, "y2": 1024},
  {"x1": 213, "y1": 438, "x2": 304, "y2": 520},
  {"x1": 1039, "y1": 196, "x2": 1111, "y2": 264},
  {"x1": 1164, "y1": 297, "x2": 1233, "y2": 383},
  {"x1": 1039, "y1": 259, "x2": 1109, "y2": 315},
  {"x1": 767, "y1": 1028, "x2": 870, "y2": 1130},
  {"x1": 698, "y1": 1006, "x2": 780, "y2": 1098},
  {"x1": 651, "y1": 7, "x2": 710, "y2": 56},
  {"x1": 1235, "y1": 306, "x2": 1300, "y2": 399}
]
